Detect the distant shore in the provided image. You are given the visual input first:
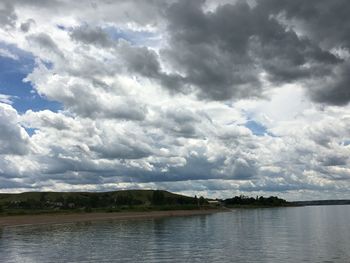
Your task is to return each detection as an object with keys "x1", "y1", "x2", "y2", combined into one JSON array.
[{"x1": 0, "y1": 209, "x2": 224, "y2": 227}]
